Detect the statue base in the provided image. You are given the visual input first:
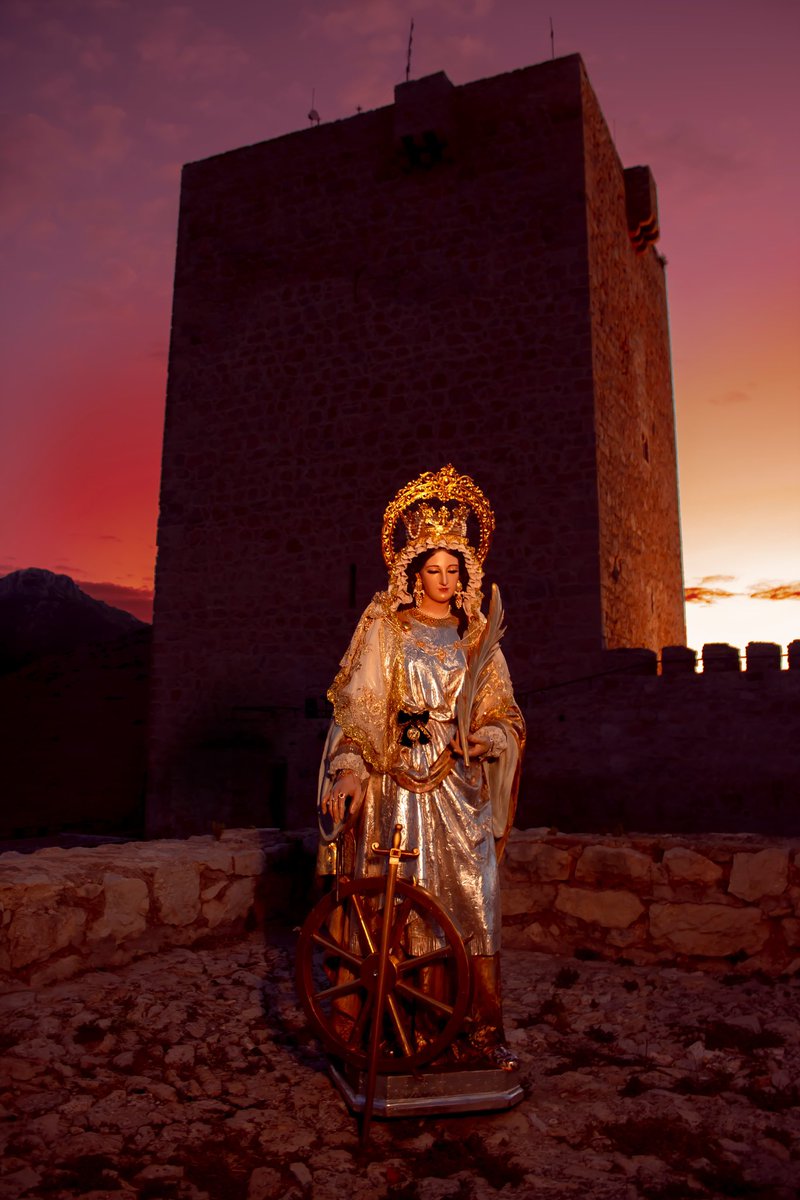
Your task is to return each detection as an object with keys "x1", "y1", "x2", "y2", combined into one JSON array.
[{"x1": 330, "y1": 1060, "x2": 524, "y2": 1119}]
